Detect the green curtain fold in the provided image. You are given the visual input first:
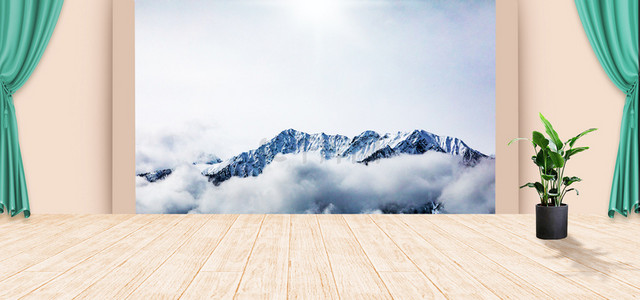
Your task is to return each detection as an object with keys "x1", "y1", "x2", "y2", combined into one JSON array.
[
  {"x1": 575, "y1": 0, "x2": 639, "y2": 217},
  {"x1": 0, "y1": 0, "x2": 63, "y2": 218}
]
